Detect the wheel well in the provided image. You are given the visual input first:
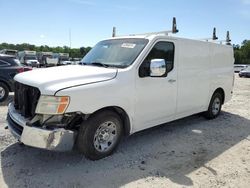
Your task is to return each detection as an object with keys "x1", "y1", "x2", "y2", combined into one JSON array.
[
  {"x1": 0, "y1": 80, "x2": 11, "y2": 92},
  {"x1": 214, "y1": 88, "x2": 225, "y2": 104},
  {"x1": 90, "y1": 106, "x2": 131, "y2": 136}
]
